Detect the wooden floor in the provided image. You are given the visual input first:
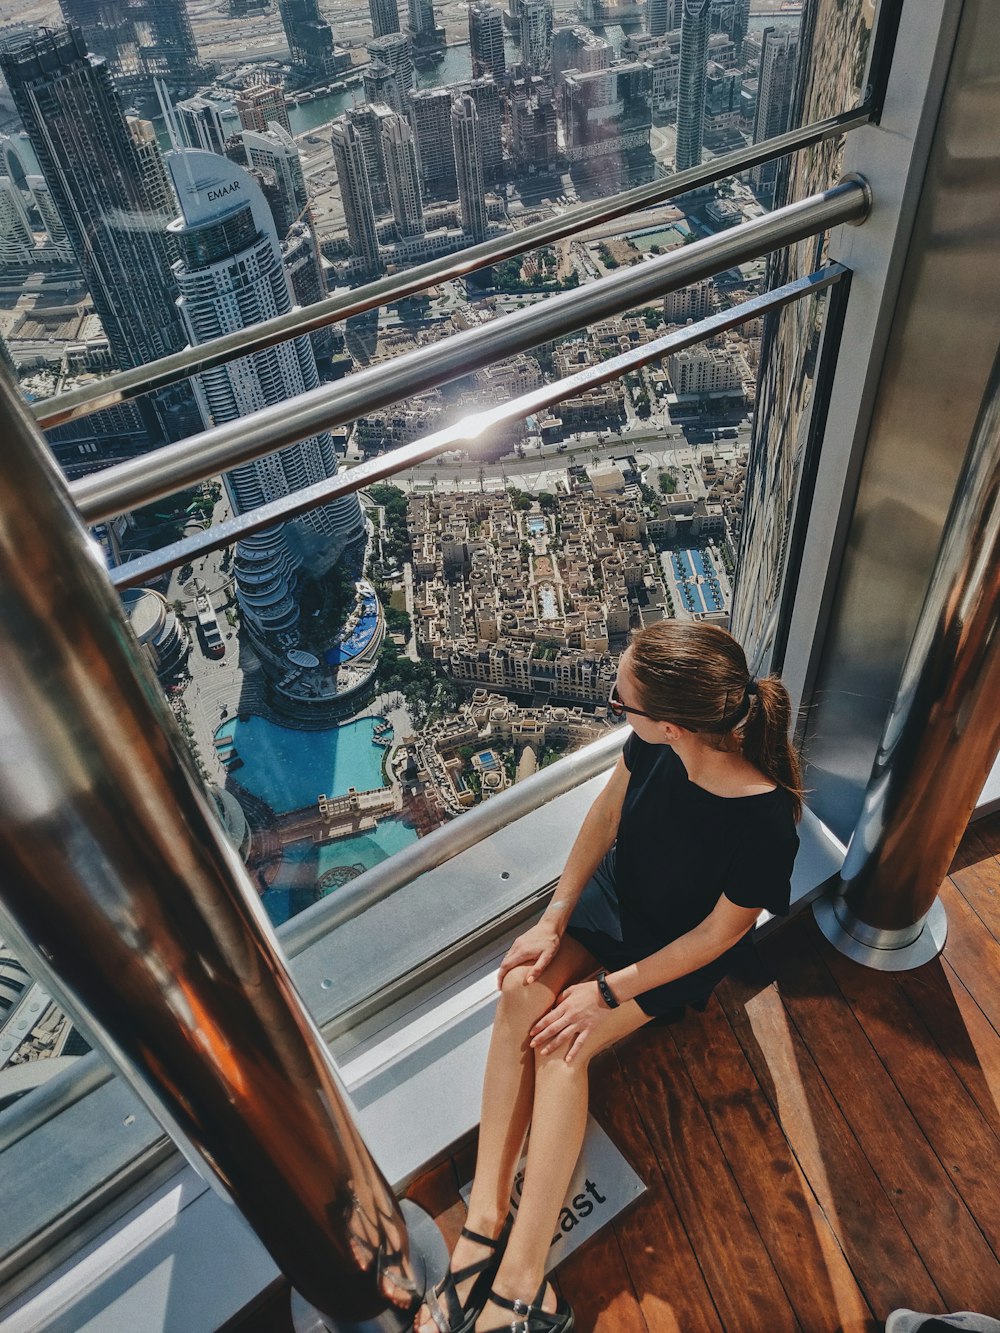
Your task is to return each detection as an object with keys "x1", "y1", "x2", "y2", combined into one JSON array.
[
  {"x1": 228, "y1": 815, "x2": 1000, "y2": 1332},
  {"x1": 408, "y1": 814, "x2": 1000, "y2": 1333}
]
